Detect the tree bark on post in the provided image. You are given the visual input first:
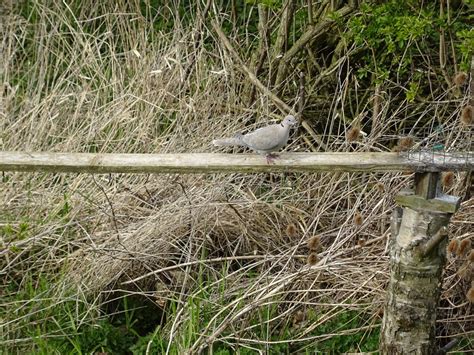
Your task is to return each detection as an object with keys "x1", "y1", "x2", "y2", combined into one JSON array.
[{"x1": 380, "y1": 172, "x2": 461, "y2": 354}]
